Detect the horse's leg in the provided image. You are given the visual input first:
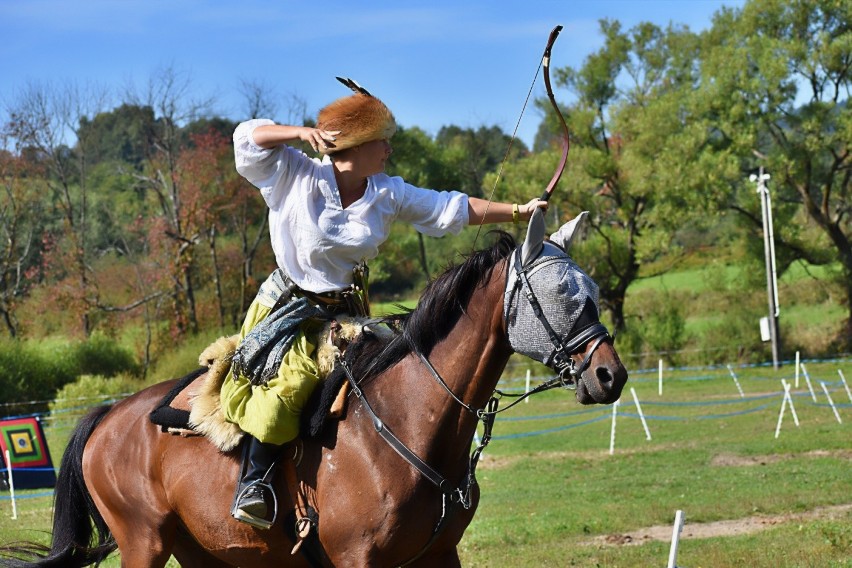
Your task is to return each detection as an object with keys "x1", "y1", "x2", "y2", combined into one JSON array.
[
  {"x1": 172, "y1": 534, "x2": 235, "y2": 568},
  {"x1": 94, "y1": 509, "x2": 177, "y2": 568}
]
